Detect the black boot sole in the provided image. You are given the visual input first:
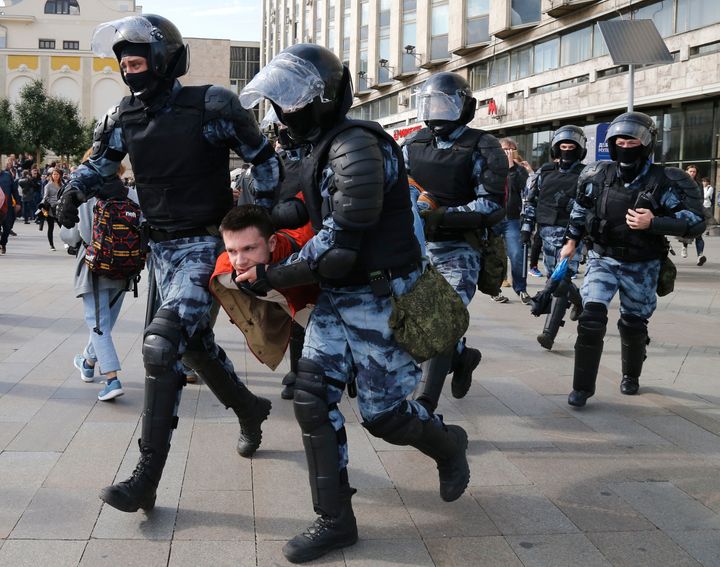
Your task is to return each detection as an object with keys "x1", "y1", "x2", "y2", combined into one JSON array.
[
  {"x1": 537, "y1": 333, "x2": 554, "y2": 350},
  {"x1": 283, "y1": 531, "x2": 358, "y2": 564},
  {"x1": 237, "y1": 397, "x2": 272, "y2": 458},
  {"x1": 99, "y1": 486, "x2": 156, "y2": 513},
  {"x1": 439, "y1": 425, "x2": 470, "y2": 502},
  {"x1": 280, "y1": 386, "x2": 295, "y2": 400},
  {"x1": 450, "y1": 349, "x2": 482, "y2": 399},
  {"x1": 567, "y1": 390, "x2": 594, "y2": 408}
]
